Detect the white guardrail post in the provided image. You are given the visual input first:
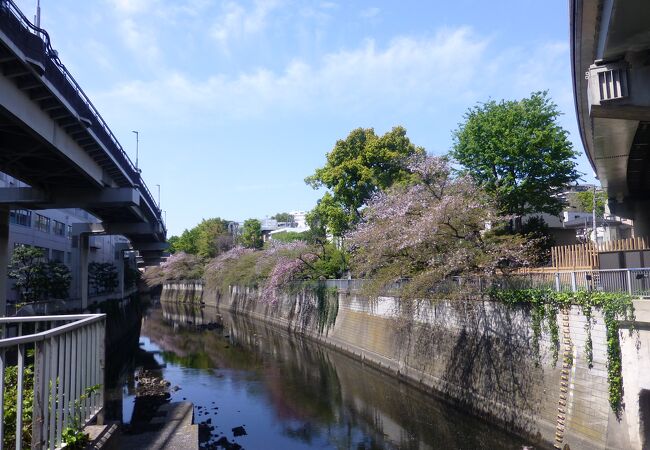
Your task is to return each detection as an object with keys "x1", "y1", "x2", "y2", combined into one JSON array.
[
  {"x1": 570, "y1": 271, "x2": 577, "y2": 292},
  {"x1": 626, "y1": 269, "x2": 633, "y2": 296},
  {"x1": 0, "y1": 314, "x2": 105, "y2": 450}
]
